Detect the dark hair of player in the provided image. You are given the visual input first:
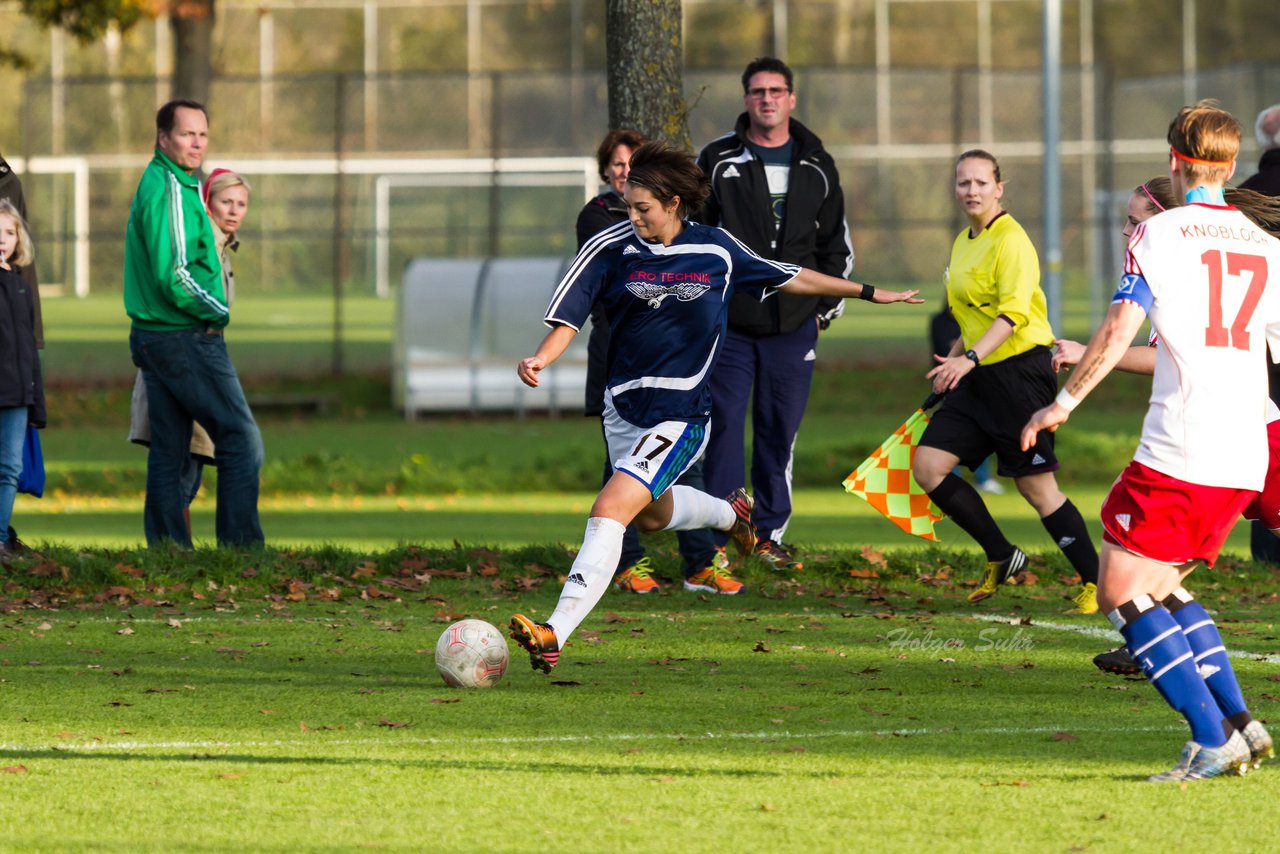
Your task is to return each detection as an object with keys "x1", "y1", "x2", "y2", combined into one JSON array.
[{"x1": 626, "y1": 140, "x2": 711, "y2": 220}]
